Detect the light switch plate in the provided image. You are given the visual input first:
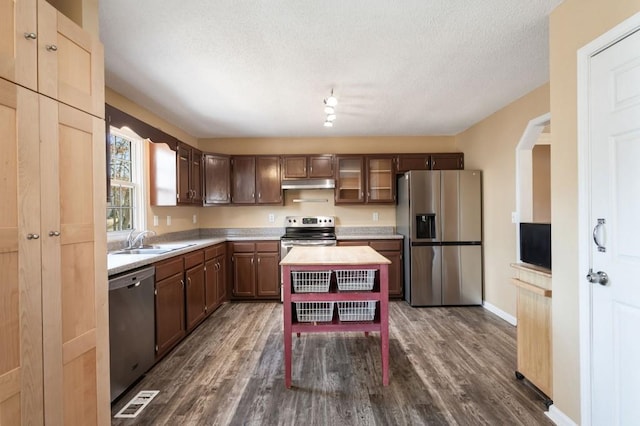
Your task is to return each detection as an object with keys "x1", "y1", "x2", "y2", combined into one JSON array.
[
  {"x1": 192, "y1": 214, "x2": 197, "y2": 224},
  {"x1": 167, "y1": 216, "x2": 172, "y2": 226},
  {"x1": 153, "y1": 215, "x2": 159, "y2": 227},
  {"x1": 511, "y1": 212, "x2": 518, "y2": 223}
]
